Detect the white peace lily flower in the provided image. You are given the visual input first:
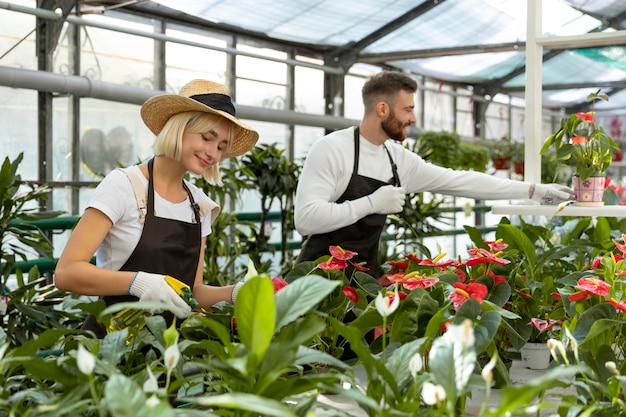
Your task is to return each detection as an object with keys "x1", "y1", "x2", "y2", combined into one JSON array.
[
  {"x1": 77, "y1": 344, "x2": 95, "y2": 375},
  {"x1": 244, "y1": 258, "x2": 258, "y2": 281},
  {"x1": 481, "y1": 354, "x2": 497, "y2": 383},
  {"x1": 375, "y1": 290, "x2": 400, "y2": 318},
  {"x1": 409, "y1": 353, "x2": 423, "y2": 378},
  {"x1": 606, "y1": 361, "x2": 619, "y2": 375},
  {"x1": 146, "y1": 394, "x2": 160, "y2": 409},
  {"x1": 422, "y1": 381, "x2": 446, "y2": 405},
  {"x1": 446, "y1": 318, "x2": 475, "y2": 349},
  {"x1": 547, "y1": 338, "x2": 567, "y2": 364},
  {"x1": 143, "y1": 366, "x2": 159, "y2": 393},
  {"x1": 164, "y1": 344, "x2": 180, "y2": 371}
]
